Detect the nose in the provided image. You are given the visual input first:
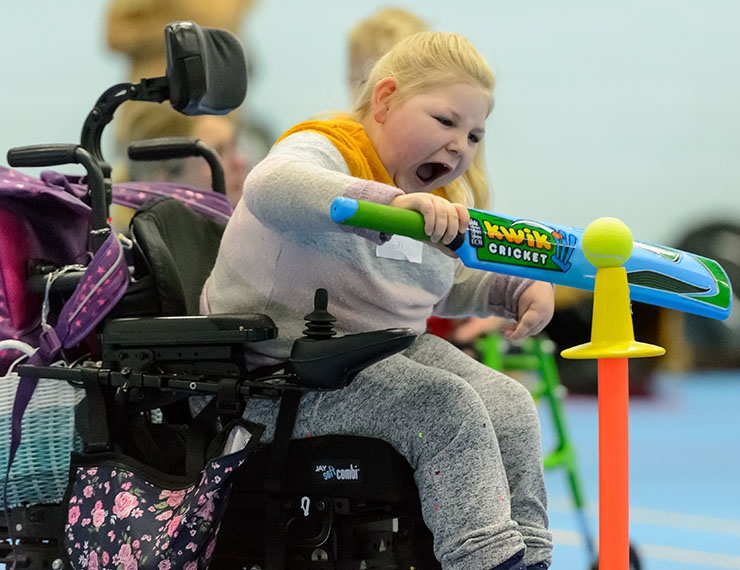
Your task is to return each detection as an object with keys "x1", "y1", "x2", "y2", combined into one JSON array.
[{"x1": 446, "y1": 133, "x2": 466, "y2": 156}]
